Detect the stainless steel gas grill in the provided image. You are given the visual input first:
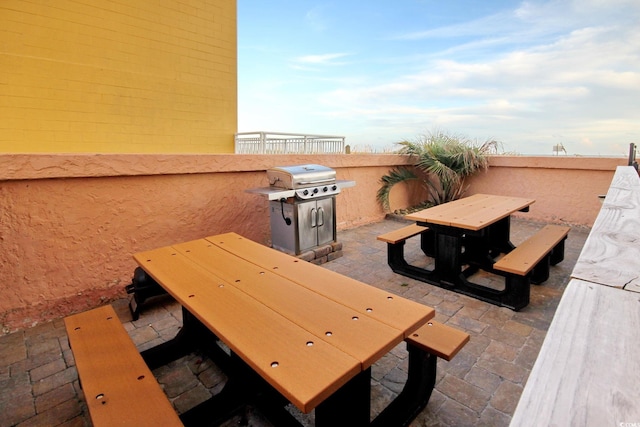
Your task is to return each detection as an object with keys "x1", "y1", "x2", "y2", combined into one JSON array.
[{"x1": 247, "y1": 164, "x2": 355, "y2": 255}]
